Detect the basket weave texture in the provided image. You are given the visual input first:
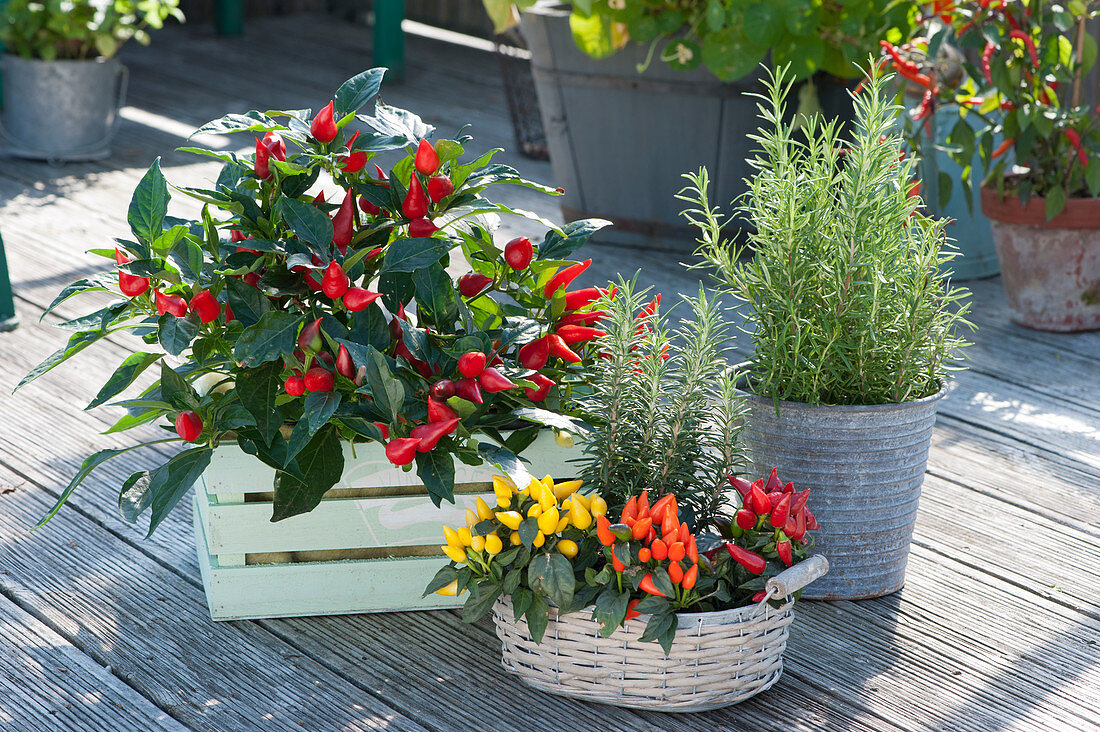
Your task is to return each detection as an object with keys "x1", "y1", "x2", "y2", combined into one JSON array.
[{"x1": 492, "y1": 596, "x2": 794, "y2": 712}]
